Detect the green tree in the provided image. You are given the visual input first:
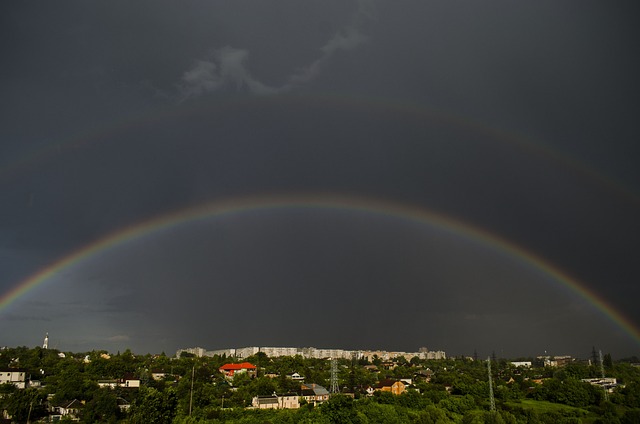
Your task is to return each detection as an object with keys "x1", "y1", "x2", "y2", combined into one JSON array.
[
  {"x1": 4, "y1": 387, "x2": 46, "y2": 423},
  {"x1": 320, "y1": 394, "x2": 360, "y2": 423},
  {"x1": 414, "y1": 405, "x2": 455, "y2": 424},
  {"x1": 603, "y1": 353, "x2": 613, "y2": 369},
  {"x1": 50, "y1": 365, "x2": 99, "y2": 404},
  {"x1": 81, "y1": 388, "x2": 120, "y2": 423},
  {"x1": 128, "y1": 386, "x2": 177, "y2": 424}
]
